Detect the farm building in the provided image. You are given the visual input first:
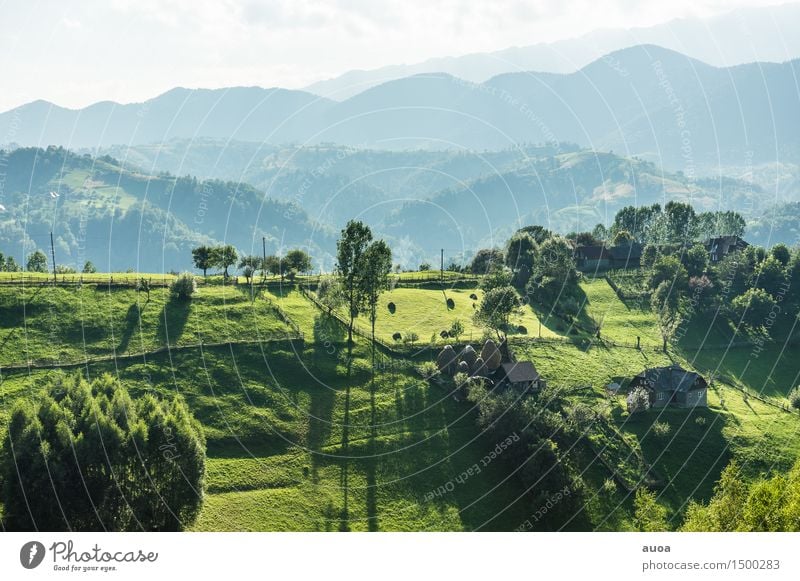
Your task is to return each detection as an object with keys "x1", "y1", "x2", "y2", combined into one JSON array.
[
  {"x1": 574, "y1": 245, "x2": 610, "y2": 271},
  {"x1": 607, "y1": 243, "x2": 643, "y2": 269},
  {"x1": 704, "y1": 235, "x2": 748, "y2": 263},
  {"x1": 575, "y1": 243, "x2": 643, "y2": 271},
  {"x1": 495, "y1": 361, "x2": 542, "y2": 393},
  {"x1": 630, "y1": 364, "x2": 708, "y2": 408}
]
